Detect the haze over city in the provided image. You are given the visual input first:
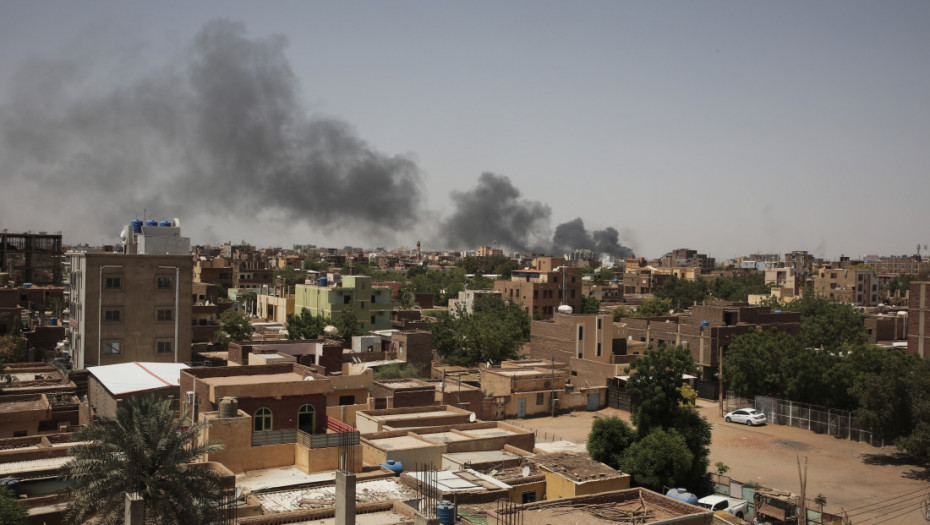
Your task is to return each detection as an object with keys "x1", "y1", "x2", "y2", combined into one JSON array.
[{"x1": 1, "y1": 2, "x2": 928, "y2": 259}]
